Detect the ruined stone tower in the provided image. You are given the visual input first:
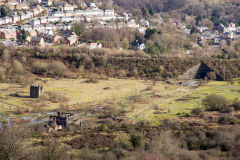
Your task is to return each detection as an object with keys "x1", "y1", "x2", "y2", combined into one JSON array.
[{"x1": 30, "y1": 84, "x2": 43, "y2": 98}]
